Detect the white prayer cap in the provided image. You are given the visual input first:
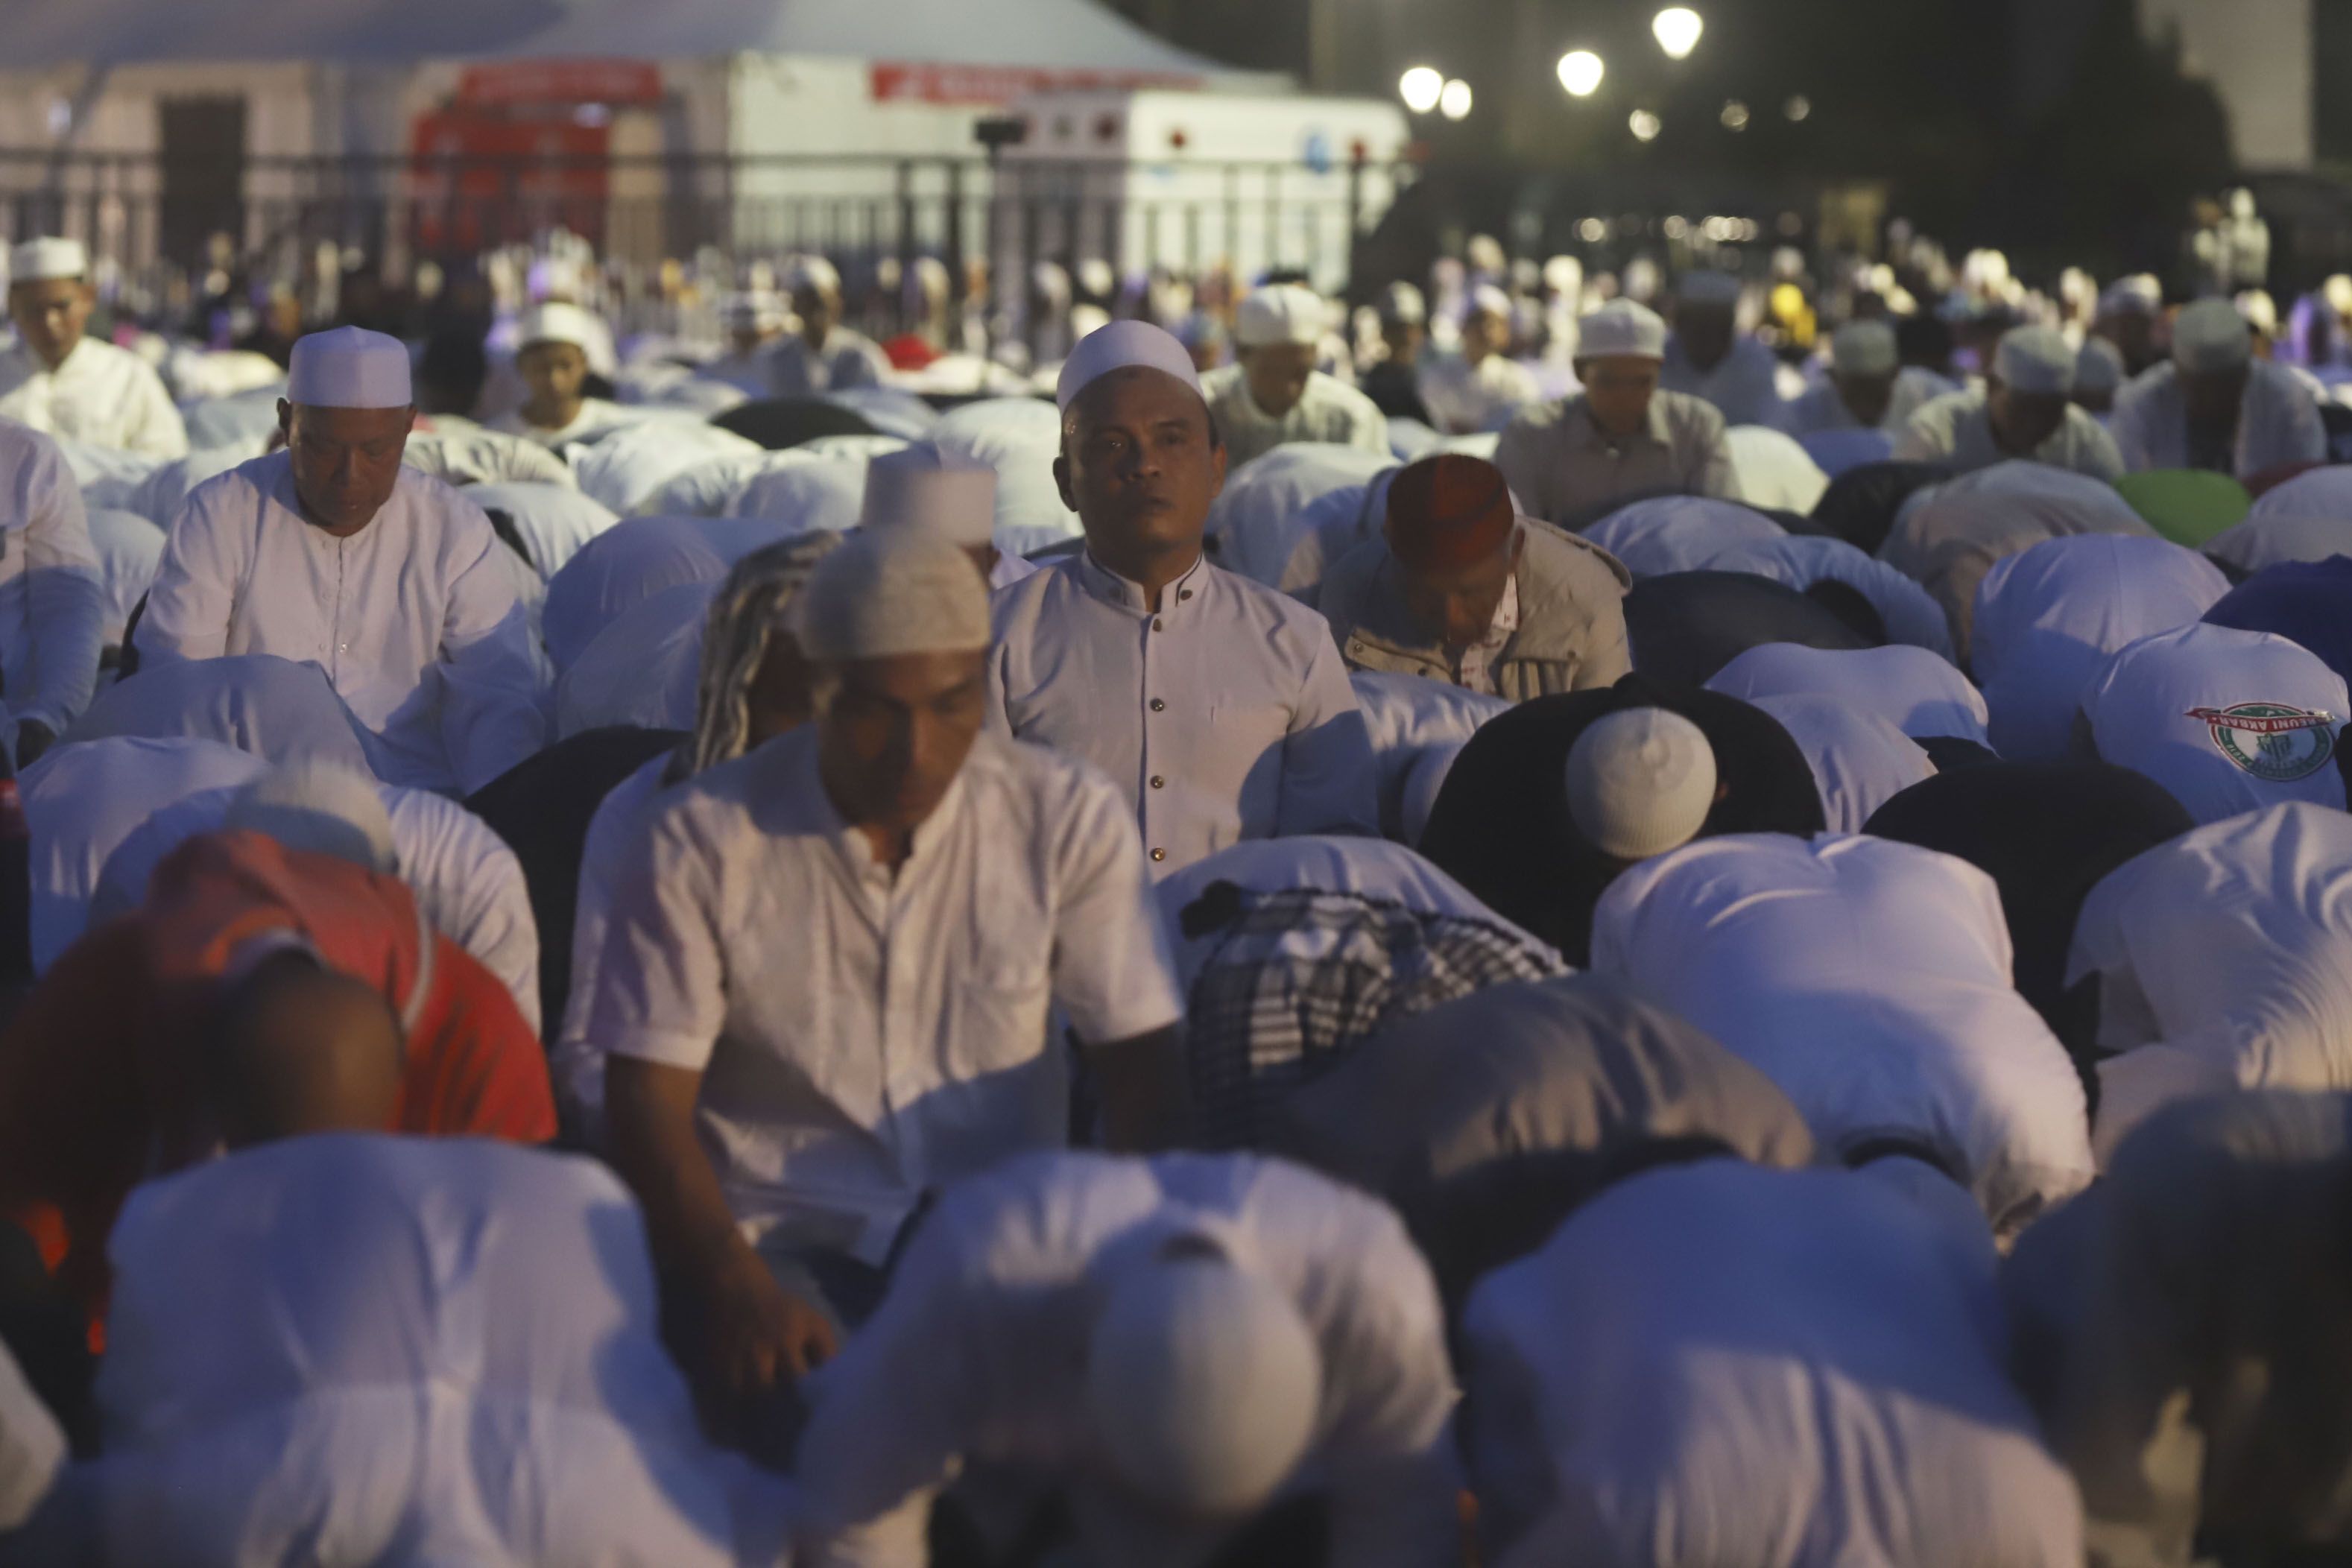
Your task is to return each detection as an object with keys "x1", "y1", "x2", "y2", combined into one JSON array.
[
  {"x1": 1468, "y1": 283, "x2": 1514, "y2": 322},
  {"x1": 1234, "y1": 283, "x2": 1327, "y2": 349},
  {"x1": 859, "y1": 443, "x2": 996, "y2": 548},
  {"x1": 1677, "y1": 270, "x2": 1743, "y2": 308},
  {"x1": 1991, "y1": 326, "x2": 2076, "y2": 396},
  {"x1": 1379, "y1": 281, "x2": 1426, "y2": 326},
  {"x1": 7, "y1": 237, "x2": 85, "y2": 285},
  {"x1": 1086, "y1": 1245, "x2": 1322, "y2": 1515},
  {"x1": 2174, "y1": 297, "x2": 2253, "y2": 375},
  {"x1": 1055, "y1": 319, "x2": 1205, "y2": 411},
  {"x1": 515, "y1": 301, "x2": 601, "y2": 354},
  {"x1": 286, "y1": 326, "x2": 414, "y2": 410},
  {"x1": 721, "y1": 290, "x2": 785, "y2": 329},
  {"x1": 1564, "y1": 706, "x2": 1716, "y2": 859},
  {"x1": 2076, "y1": 336, "x2": 2125, "y2": 395},
  {"x1": 2098, "y1": 274, "x2": 2162, "y2": 318},
  {"x1": 783, "y1": 255, "x2": 841, "y2": 295},
  {"x1": 224, "y1": 759, "x2": 396, "y2": 875},
  {"x1": 1830, "y1": 319, "x2": 1899, "y2": 378},
  {"x1": 1574, "y1": 298, "x2": 1668, "y2": 361},
  {"x1": 795, "y1": 526, "x2": 988, "y2": 662}
]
